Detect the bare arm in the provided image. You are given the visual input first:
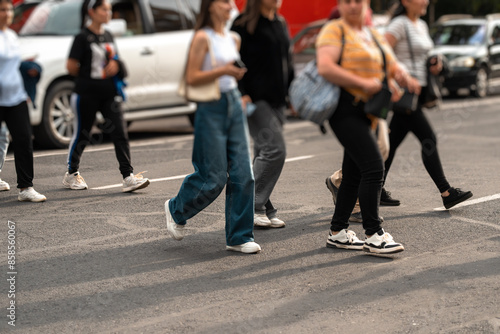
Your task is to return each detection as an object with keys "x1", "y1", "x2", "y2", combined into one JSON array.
[{"x1": 186, "y1": 30, "x2": 246, "y2": 86}]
